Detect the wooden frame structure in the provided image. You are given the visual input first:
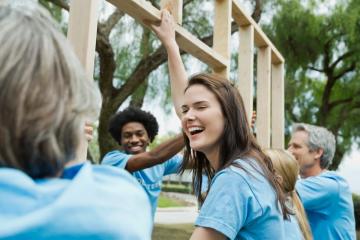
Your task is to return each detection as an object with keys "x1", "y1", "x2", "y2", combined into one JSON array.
[{"x1": 67, "y1": 0, "x2": 285, "y2": 149}]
